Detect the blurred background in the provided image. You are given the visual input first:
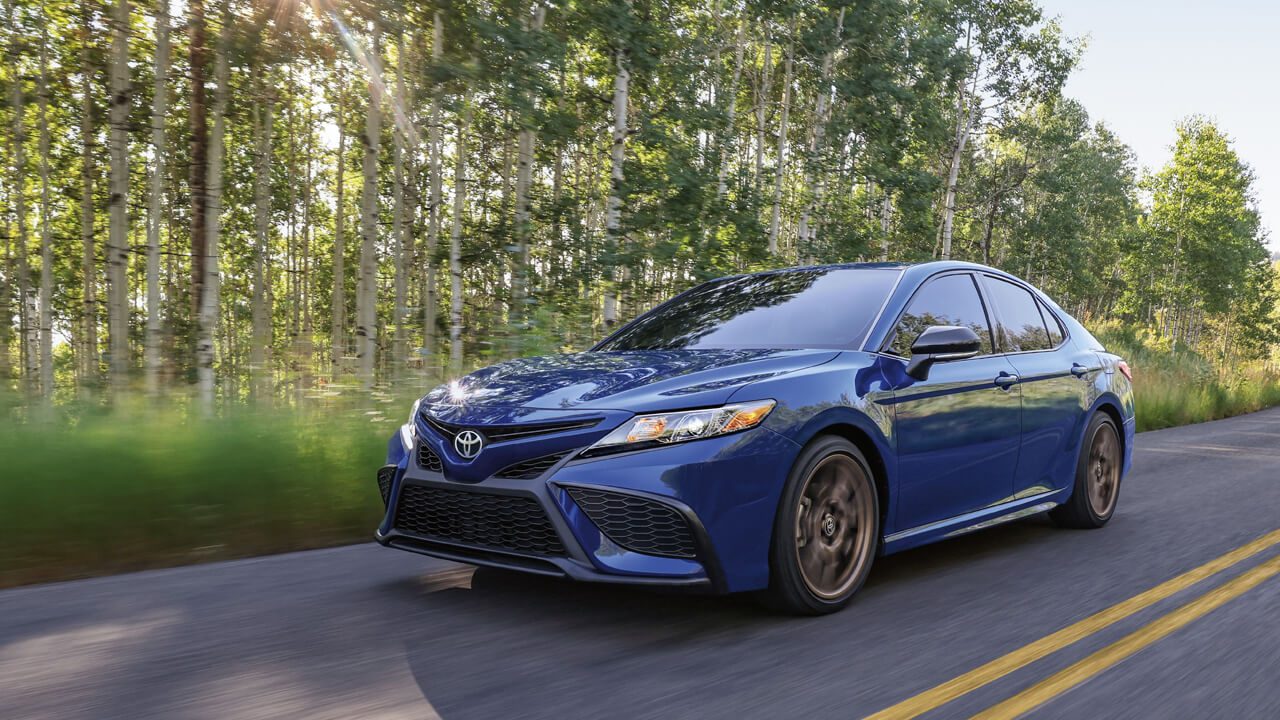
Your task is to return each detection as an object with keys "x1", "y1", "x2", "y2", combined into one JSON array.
[{"x1": 2, "y1": 0, "x2": 1280, "y2": 589}]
